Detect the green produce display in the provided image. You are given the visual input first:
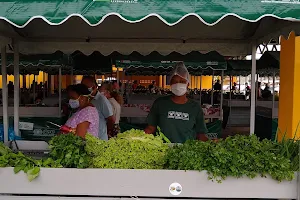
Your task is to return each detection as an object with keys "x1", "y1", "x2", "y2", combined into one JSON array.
[
  {"x1": 0, "y1": 129, "x2": 299, "y2": 183},
  {"x1": 48, "y1": 134, "x2": 91, "y2": 168},
  {"x1": 86, "y1": 129, "x2": 170, "y2": 169},
  {"x1": 0, "y1": 143, "x2": 61, "y2": 181},
  {"x1": 165, "y1": 135, "x2": 299, "y2": 182}
]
